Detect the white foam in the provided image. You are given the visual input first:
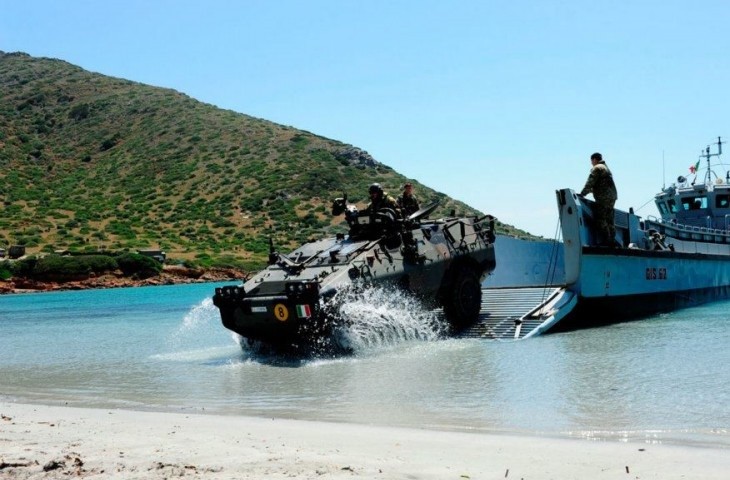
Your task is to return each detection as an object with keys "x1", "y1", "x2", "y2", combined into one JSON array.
[
  {"x1": 150, "y1": 345, "x2": 239, "y2": 362},
  {"x1": 159, "y1": 297, "x2": 243, "y2": 361},
  {"x1": 325, "y1": 285, "x2": 448, "y2": 353},
  {"x1": 176, "y1": 298, "x2": 216, "y2": 334}
]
